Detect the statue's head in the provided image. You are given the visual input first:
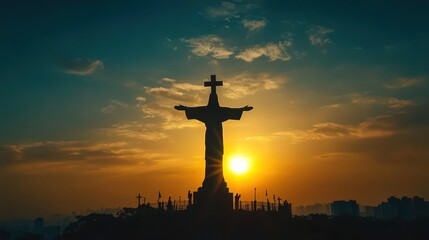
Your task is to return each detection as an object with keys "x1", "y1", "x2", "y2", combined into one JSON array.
[{"x1": 207, "y1": 93, "x2": 220, "y2": 107}]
